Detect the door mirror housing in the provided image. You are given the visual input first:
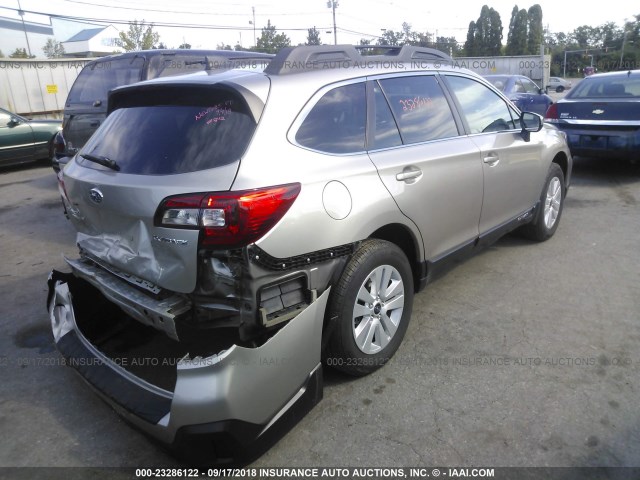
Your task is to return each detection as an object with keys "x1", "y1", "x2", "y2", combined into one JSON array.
[{"x1": 520, "y1": 111, "x2": 543, "y2": 142}]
